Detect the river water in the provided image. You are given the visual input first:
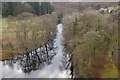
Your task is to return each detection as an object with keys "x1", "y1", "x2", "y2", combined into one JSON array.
[{"x1": 0, "y1": 24, "x2": 71, "y2": 78}]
